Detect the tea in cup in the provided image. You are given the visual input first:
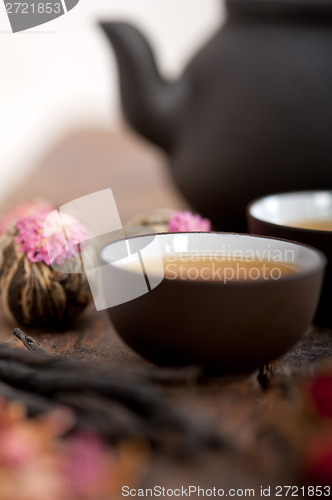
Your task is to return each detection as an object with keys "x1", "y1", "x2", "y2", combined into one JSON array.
[{"x1": 101, "y1": 232, "x2": 325, "y2": 372}]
